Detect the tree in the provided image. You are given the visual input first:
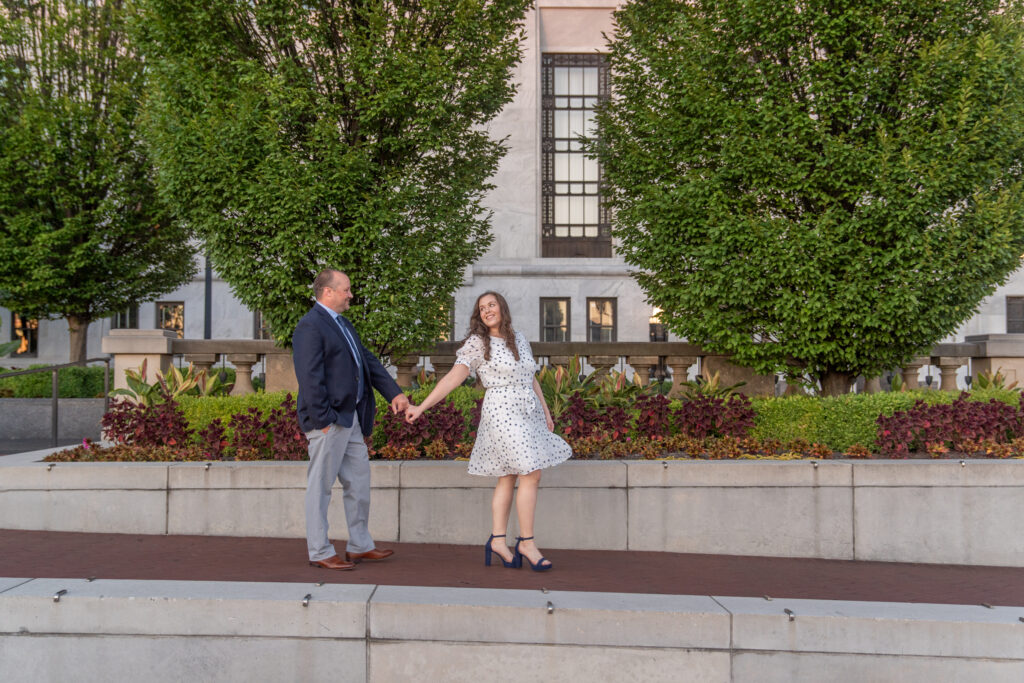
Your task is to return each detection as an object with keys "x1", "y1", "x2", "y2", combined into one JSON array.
[
  {"x1": 0, "y1": 1, "x2": 197, "y2": 362},
  {"x1": 591, "y1": 0, "x2": 1024, "y2": 394},
  {"x1": 138, "y1": 0, "x2": 530, "y2": 362}
]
